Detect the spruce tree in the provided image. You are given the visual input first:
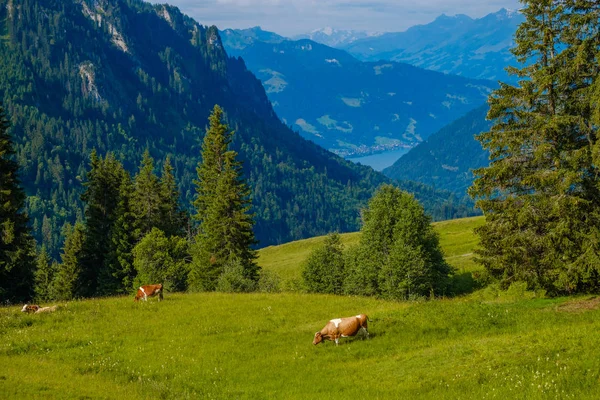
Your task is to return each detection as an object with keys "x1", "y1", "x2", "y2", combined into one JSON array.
[
  {"x1": 189, "y1": 105, "x2": 259, "y2": 291},
  {"x1": 79, "y1": 151, "x2": 133, "y2": 296},
  {"x1": 469, "y1": 1, "x2": 600, "y2": 294},
  {"x1": 159, "y1": 155, "x2": 187, "y2": 237},
  {"x1": 52, "y1": 222, "x2": 85, "y2": 301},
  {"x1": 34, "y1": 245, "x2": 54, "y2": 302},
  {"x1": 0, "y1": 103, "x2": 36, "y2": 303},
  {"x1": 131, "y1": 150, "x2": 162, "y2": 241}
]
